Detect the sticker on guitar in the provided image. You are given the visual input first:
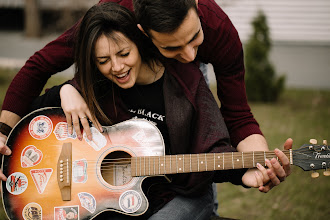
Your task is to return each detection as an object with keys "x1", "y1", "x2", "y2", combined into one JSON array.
[
  {"x1": 78, "y1": 192, "x2": 97, "y2": 214},
  {"x1": 21, "y1": 145, "x2": 43, "y2": 168},
  {"x1": 22, "y1": 202, "x2": 42, "y2": 220},
  {"x1": 83, "y1": 127, "x2": 107, "y2": 151},
  {"x1": 30, "y1": 168, "x2": 53, "y2": 194},
  {"x1": 54, "y1": 122, "x2": 77, "y2": 140},
  {"x1": 119, "y1": 190, "x2": 143, "y2": 214},
  {"x1": 6, "y1": 172, "x2": 28, "y2": 195},
  {"x1": 28, "y1": 115, "x2": 53, "y2": 140}
]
